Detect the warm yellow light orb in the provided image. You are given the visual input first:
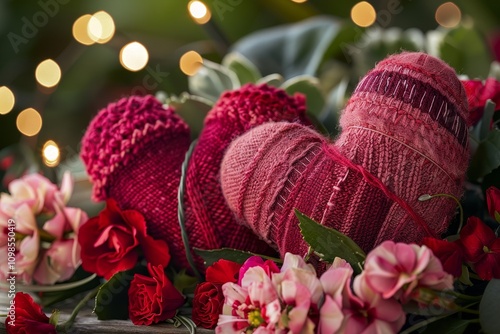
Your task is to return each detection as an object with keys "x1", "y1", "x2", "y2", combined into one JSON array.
[
  {"x1": 435, "y1": 2, "x2": 461, "y2": 28},
  {"x1": 88, "y1": 11, "x2": 115, "y2": 44},
  {"x1": 119, "y1": 42, "x2": 149, "y2": 72},
  {"x1": 291, "y1": 0, "x2": 307, "y2": 3},
  {"x1": 73, "y1": 15, "x2": 95, "y2": 45},
  {"x1": 188, "y1": 1, "x2": 211, "y2": 24},
  {"x1": 42, "y1": 140, "x2": 60, "y2": 167},
  {"x1": 0, "y1": 87, "x2": 15, "y2": 115},
  {"x1": 351, "y1": 1, "x2": 376, "y2": 28},
  {"x1": 35, "y1": 59, "x2": 61, "y2": 88},
  {"x1": 16, "y1": 108, "x2": 42, "y2": 137},
  {"x1": 180, "y1": 51, "x2": 203, "y2": 76}
]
